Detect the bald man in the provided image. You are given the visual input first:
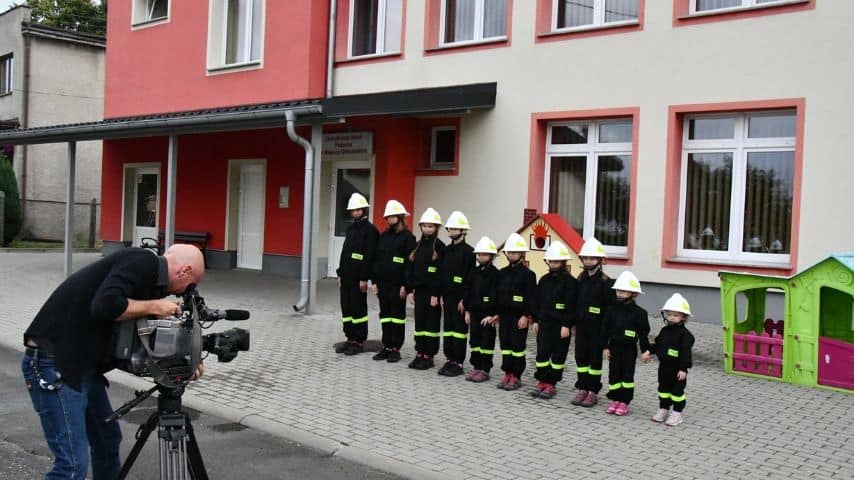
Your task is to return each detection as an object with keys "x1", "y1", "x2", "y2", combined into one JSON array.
[{"x1": 21, "y1": 245, "x2": 205, "y2": 479}]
